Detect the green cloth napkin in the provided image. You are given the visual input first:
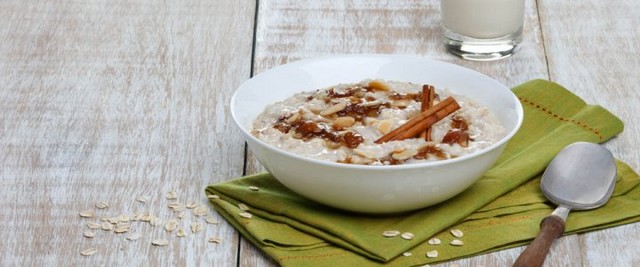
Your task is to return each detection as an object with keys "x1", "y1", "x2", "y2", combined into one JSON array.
[{"x1": 206, "y1": 79, "x2": 640, "y2": 266}]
